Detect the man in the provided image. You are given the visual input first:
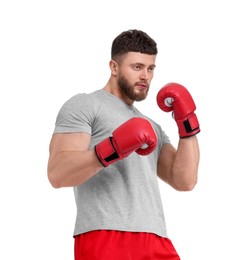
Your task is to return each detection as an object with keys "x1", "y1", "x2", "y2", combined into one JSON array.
[{"x1": 47, "y1": 29, "x2": 200, "y2": 259}]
